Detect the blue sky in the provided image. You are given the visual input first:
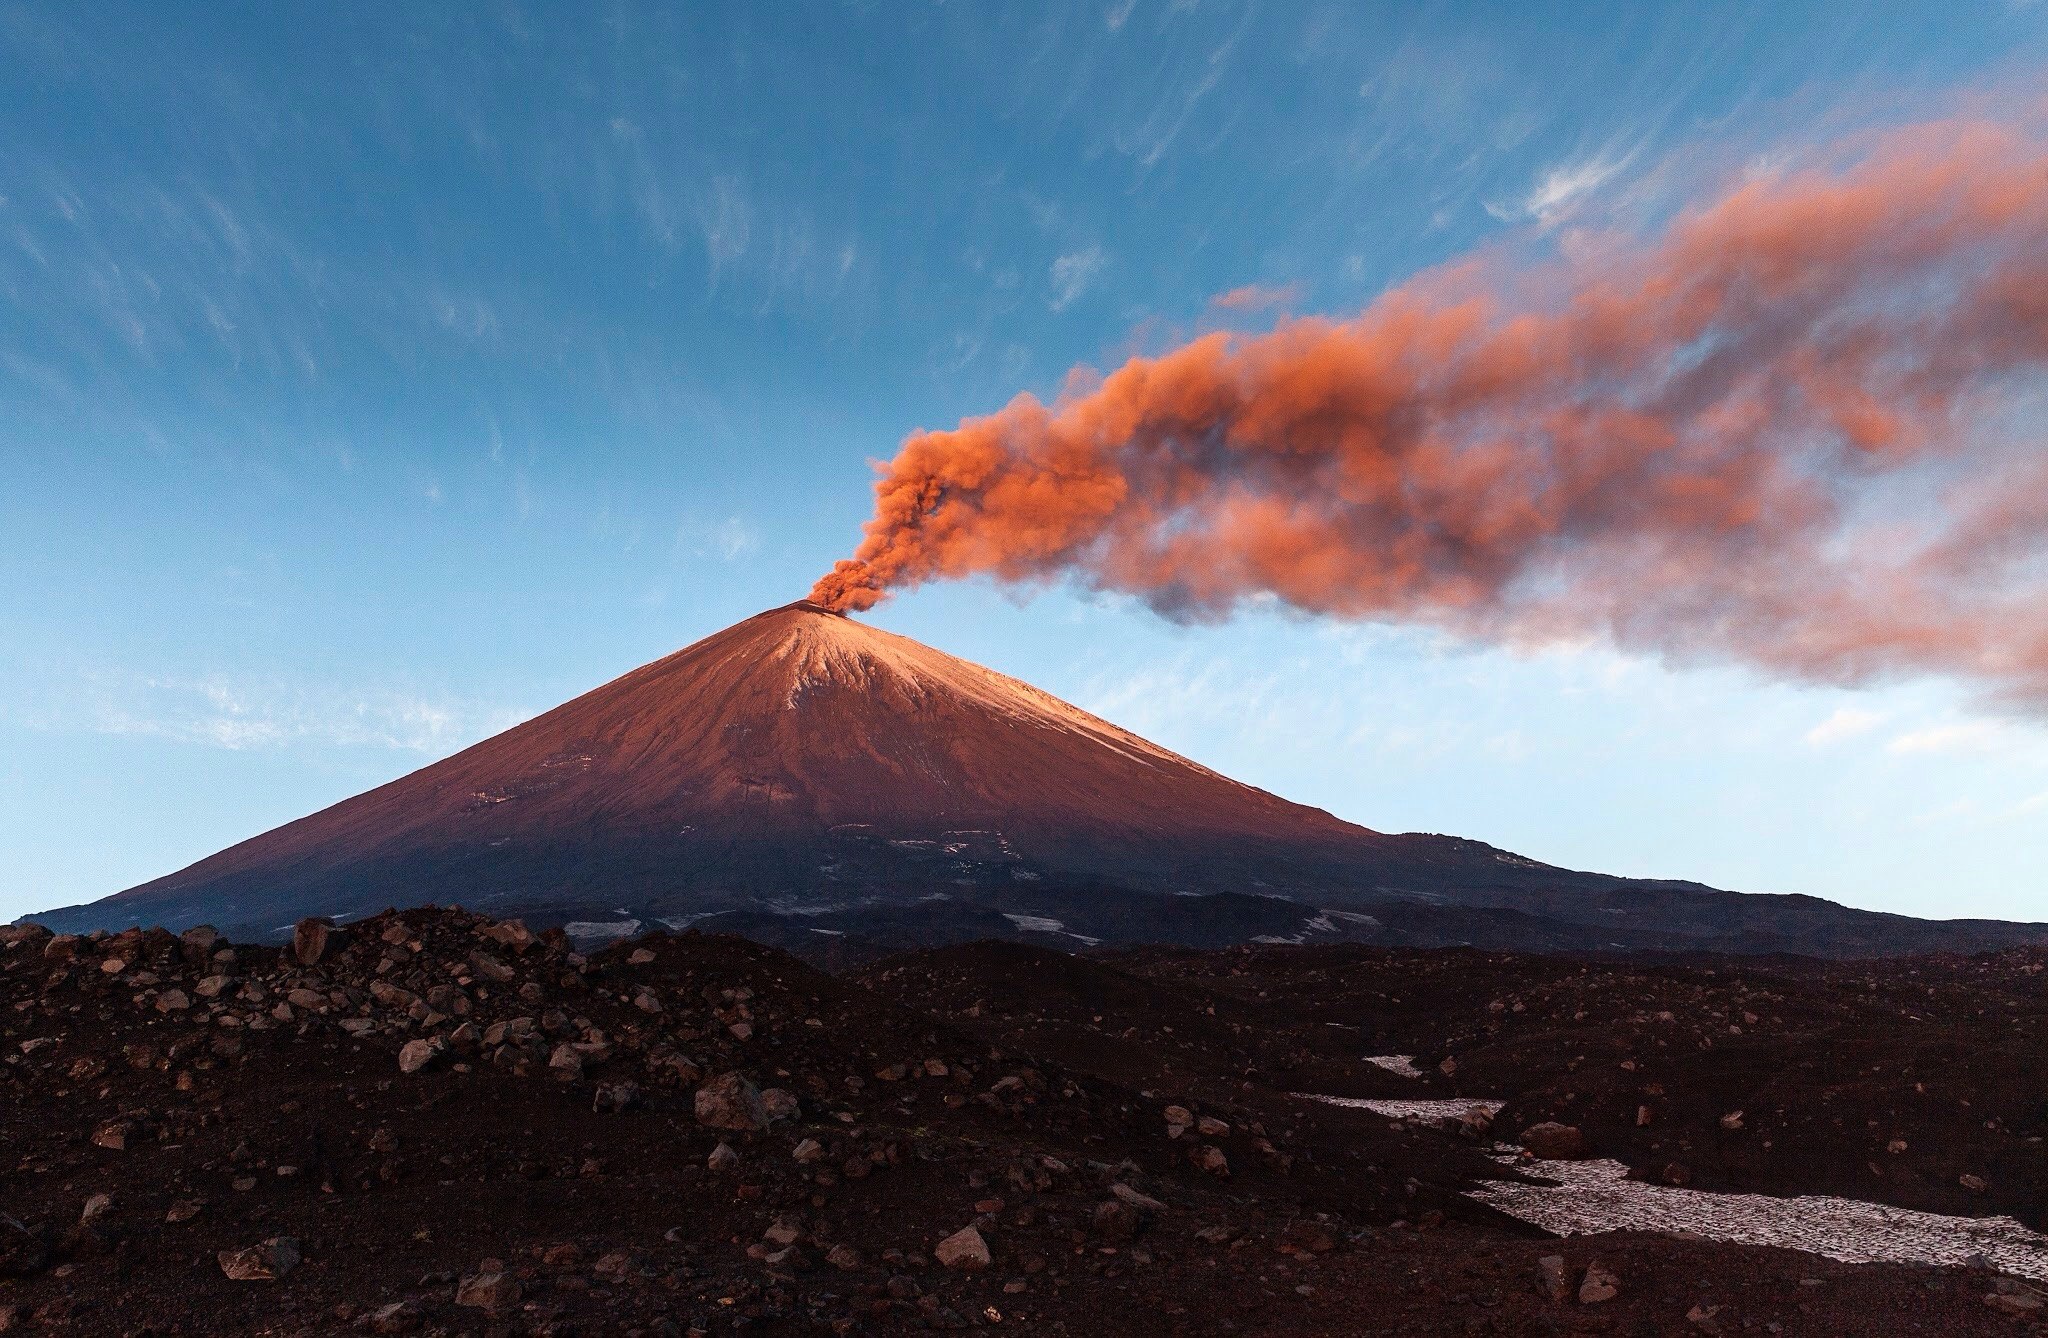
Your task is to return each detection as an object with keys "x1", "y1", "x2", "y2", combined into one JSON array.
[{"x1": 4, "y1": 1, "x2": 2045, "y2": 923}]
